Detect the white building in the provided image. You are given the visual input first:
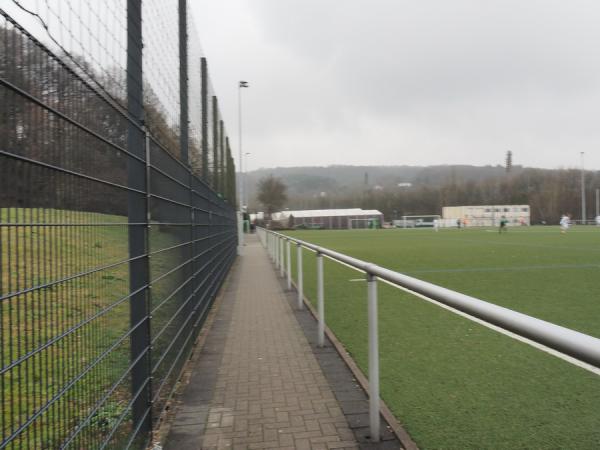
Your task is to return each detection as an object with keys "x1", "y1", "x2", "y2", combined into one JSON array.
[
  {"x1": 271, "y1": 208, "x2": 384, "y2": 229},
  {"x1": 442, "y1": 205, "x2": 530, "y2": 227}
]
